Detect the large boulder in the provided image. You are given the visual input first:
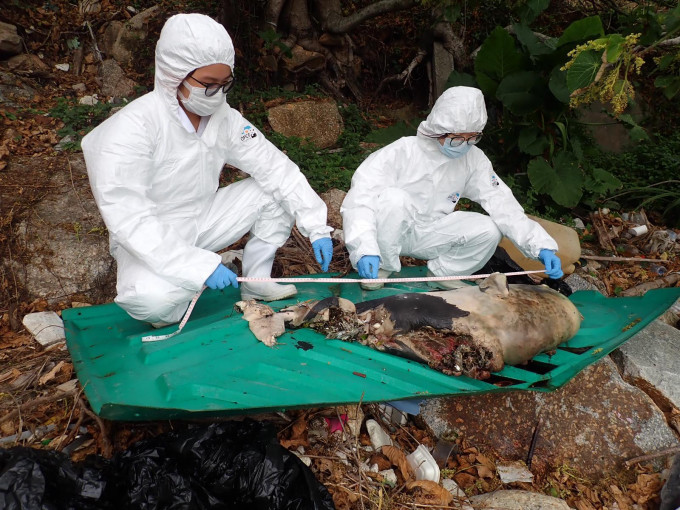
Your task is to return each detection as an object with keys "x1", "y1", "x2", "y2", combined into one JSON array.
[
  {"x1": 98, "y1": 59, "x2": 136, "y2": 98},
  {"x1": 420, "y1": 356, "x2": 679, "y2": 476},
  {"x1": 4, "y1": 155, "x2": 115, "y2": 305},
  {"x1": 0, "y1": 22, "x2": 22, "y2": 57},
  {"x1": 109, "y1": 6, "x2": 159, "y2": 66},
  {"x1": 267, "y1": 99, "x2": 343, "y2": 149}
]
